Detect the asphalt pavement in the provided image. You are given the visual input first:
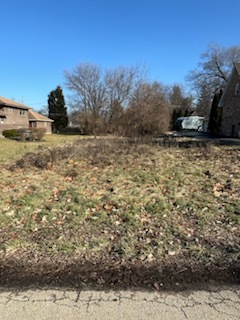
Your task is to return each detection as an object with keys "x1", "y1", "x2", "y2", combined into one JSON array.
[
  {"x1": 0, "y1": 285, "x2": 239, "y2": 319},
  {"x1": 175, "y1": 130, "x2": 240, "y2": 145}
]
